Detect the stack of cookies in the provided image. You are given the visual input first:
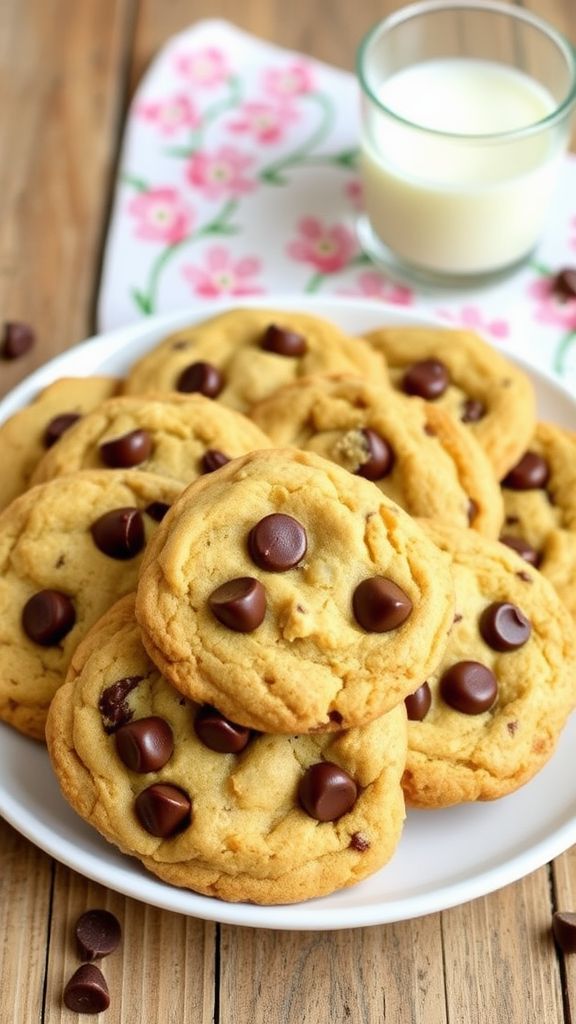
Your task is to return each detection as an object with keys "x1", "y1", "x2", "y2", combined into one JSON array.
[{"x1": 0, "y1": 306, "x2": 574, "y2": 905}]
